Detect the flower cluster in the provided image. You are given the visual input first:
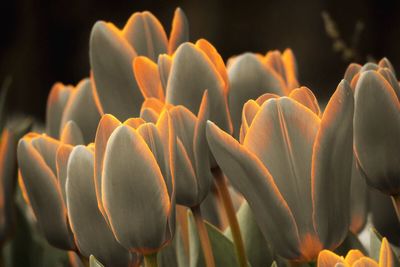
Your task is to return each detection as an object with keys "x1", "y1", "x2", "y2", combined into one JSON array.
[{"x1": 8, "y1": 6, "x2": 400, "y2": 267}]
